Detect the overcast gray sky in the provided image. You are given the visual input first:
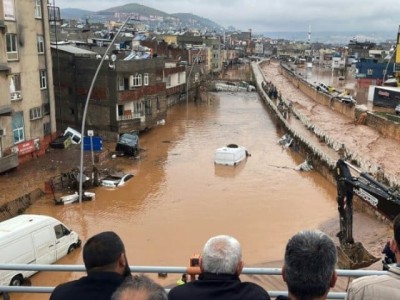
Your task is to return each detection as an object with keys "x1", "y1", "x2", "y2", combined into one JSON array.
[{"x1": 56, "y1": 0, "x2": 400, "y2": 35}]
